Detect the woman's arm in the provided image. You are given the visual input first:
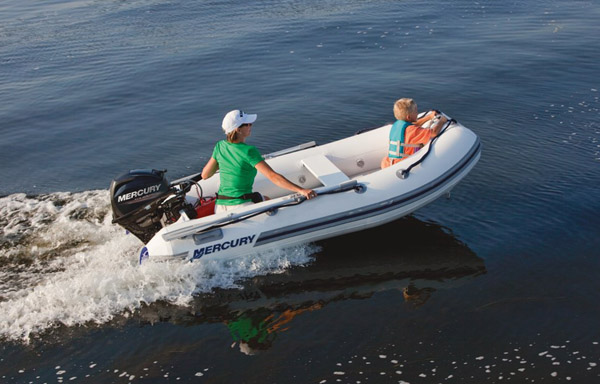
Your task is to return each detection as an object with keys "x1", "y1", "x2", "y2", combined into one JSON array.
[
  {"x1": 201, "y1": 157, "x2": 219, "y2": 179},
  {"x1": 255, "y1": 161, "x2": 316, "y2": 199}
]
